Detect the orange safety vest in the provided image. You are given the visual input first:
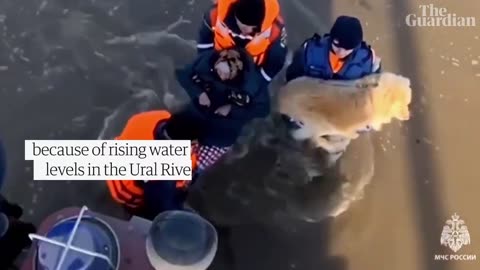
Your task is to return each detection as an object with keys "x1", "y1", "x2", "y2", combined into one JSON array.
[
  {"x1": 106, "y1": 110, "x2": 198, "y2": 209},
  {"x1": 210, "y1": 0, "x2": 284, "y2": 65}
]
